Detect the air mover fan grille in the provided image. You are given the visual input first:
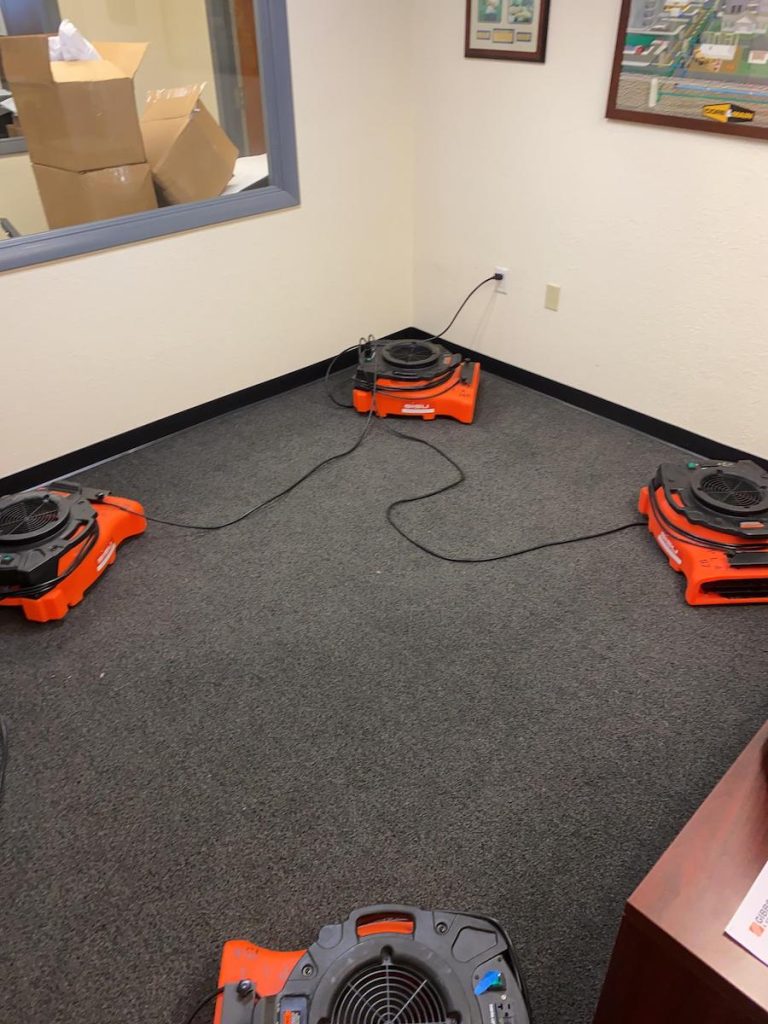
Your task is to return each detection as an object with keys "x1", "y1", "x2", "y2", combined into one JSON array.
[
  {"x1": 0, "y1": 495, "x2": 66, "y2": 542},
  {"x1": 382, "y1": 341, "x2": 441, "y2": 369},
  {"x1": 698, "y1": 473, "x2": 765, "y2": 510},
  {"x1": 331, "y1": 959, "x2": 450, "y2": 1024}
]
